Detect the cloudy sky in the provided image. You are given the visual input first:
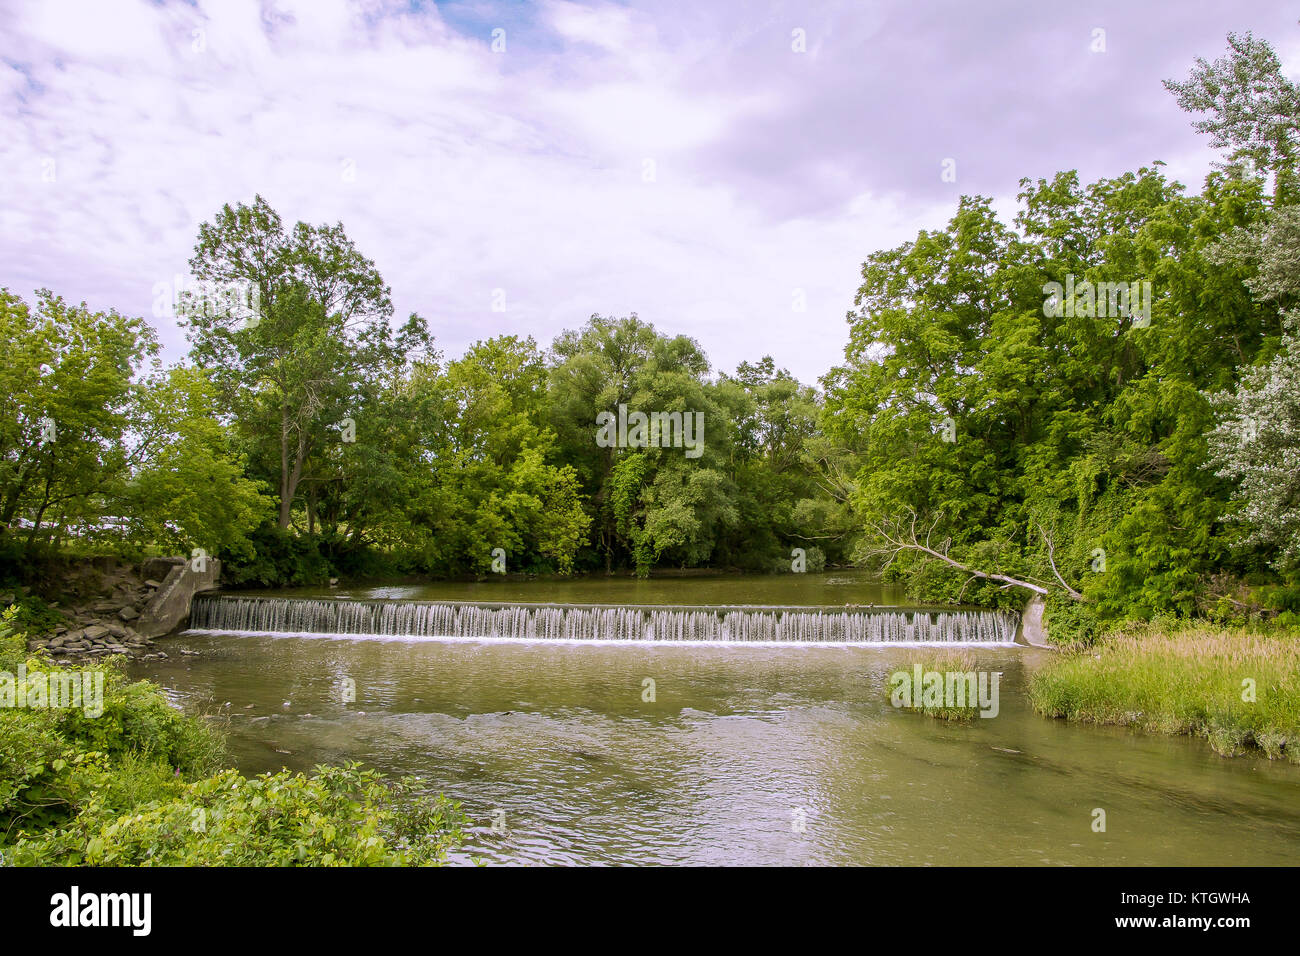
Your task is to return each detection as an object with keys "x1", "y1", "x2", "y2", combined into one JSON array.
[{"x1": 3, "y1": 0, "x2": 1298, "y2": 383}]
